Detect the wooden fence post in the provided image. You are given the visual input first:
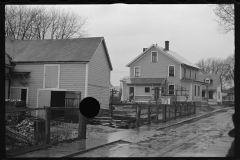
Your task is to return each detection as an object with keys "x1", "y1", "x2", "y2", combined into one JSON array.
[
  {"x1": 78, "y1": 111, "x2": 86, "y2": 139},
  {"x1": 168, "y1": 106, "x2": 171, "y2": 119},
  {"x1": 163, "y1": 105, "x2": 166, "y2": 122},
  {"x1": 179, "y1": 105, "x2": 182, "y2": 117},
  {"x1": 174, "y1": 105, "x2": 177, "y2": 119},
  {"x1": 147, "y1": 105, "x2": 151, "y2": 125},
  {"x1": 136, "y1": 105, "x2": 141, "y2": 127},
  {"x1": 155, "y1": 105, "x2": 159, "y2": 123},
  {"x1": 45, "y1": 106, "x2": 50, "y2": 144}
]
